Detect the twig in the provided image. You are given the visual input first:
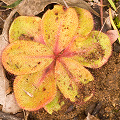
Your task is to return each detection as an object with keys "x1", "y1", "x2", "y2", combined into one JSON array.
[
  {"x1": 98, "y1": 18, "x2": 107, "y2": 37},
  {"x1": 100, "y1": 0, "x2": 103, "y2": 26},
  {"x1": 0, "y1": 9, "x2": 10, "y2": 12},
  {"x1": 1, "y1": 0, "x2": 26, "y2": 42},
  {"x1": 23, "y1": 110, "x2": 29, "y2": 120},
  {"x1": 0, "y1": 16, "x2": 5, "y2": 22},
  {"x1": 117, "y1": 5, "x2": 120, "y2": 10},
  {"x1": 62, "y1": 0, "x2": 69, "y2": 8},
  {"x1": 94, "y1": 3, "x2": 107, "y2": 7},
  {"x1": 1, "y1": 8, "x2": 18, "y2": 42},
  {"x1": 0, "y1": 111, "x2": 22, "y2": 120}
]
